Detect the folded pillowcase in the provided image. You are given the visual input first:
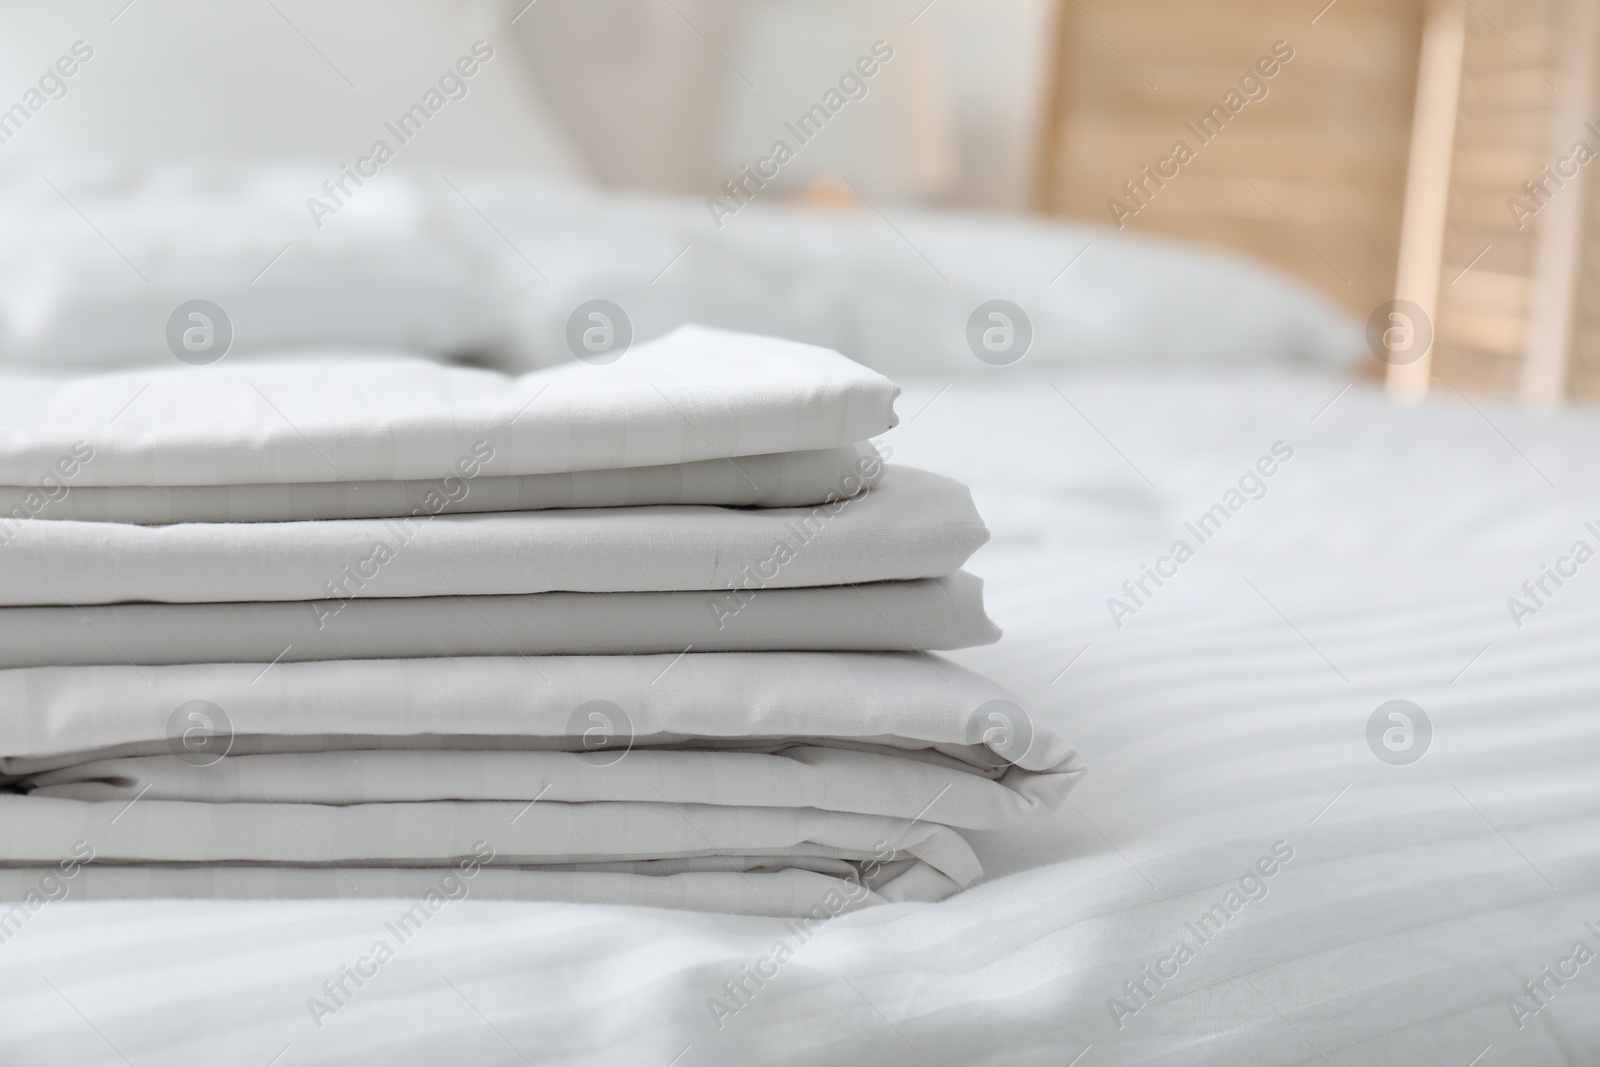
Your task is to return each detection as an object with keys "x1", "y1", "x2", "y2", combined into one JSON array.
[
  {"x1": 0, "y1": 326, "x2": 897, "y2": 487},
  {"x1": 0, "y1": 466, "x2": 977, "y2": 605},
  {"x1": 0, "y1": 443, "x2": 882, "y2": 524},
  {"x1": 0, "y1": 573, "x2": 997, "y2": 668}
]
